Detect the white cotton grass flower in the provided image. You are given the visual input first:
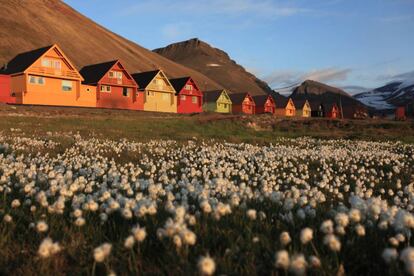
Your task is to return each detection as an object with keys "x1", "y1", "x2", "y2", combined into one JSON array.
[
  {"x1": 389, "y1": 237, "x2": 399, "y2": 247},
  {"x1": 11, "y1": 199, "x2": 21, "y2": 208},
  {"x1": 93, "y1": 243, "x2": 112, "y2": 263},
  {"x1": 354, "y1": 224, "x2": 366, "y2": 236},
  {"x1": 3, "y1": 214, "x2": 12, "y2": 223},
  {"x1": 198, "y1": 255, "x2": 216, "y2": 276},
  {"x1": 382, "y1": 248, "x2": 398, "y2": 264},
  {"x1": 74, "y1": 217, "x2": 86, "y2": 227},
  {"x1": 335, "y1": 213, "x2": 349, "y2": 228},
  {"x1": 124, "y1": 235, "x2": 135, "y2": 249},
  {"x1": 38, "y1": 237, "x2": 62, "y2": 258},
  {"x1": 323, "y1": 234, "x2": 341, "y2": 252},
  {"x1": 300, "y1": 228, "x2": 313, "y2": 244},
  {"x1": 182, "y1": 230, "x2": 197, "y2": 245},
  {"x1": 36, "y1": 220, "x2": 49, "y2": 233},
  {"x1": 275, "y1": 250, "x2": 290, "y2": 270},
  {"x1": 132, "y1": 225, "x2": 147, "y2": 242},
  {"x1": 246, "y1": 209, "x2": 257, "y2": 220},
  {"x1": 279, "y1": 231, "x2": 291, "y2": 246},
  {"x1": 348, "y1": 208, "x2": 361, "y2": 223},
  {"x1": 400, "y1": 247, "x2": 414, "y2": 275},
  {"x1": 320, "y1": 220, "x2": 334, "y2": 234},
  {"x1": 309, "y1": 255, "x2": 321, "y2": 268},
  {"x1": 289, "y1": 254, "x2": 307, "y2": 276}
]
